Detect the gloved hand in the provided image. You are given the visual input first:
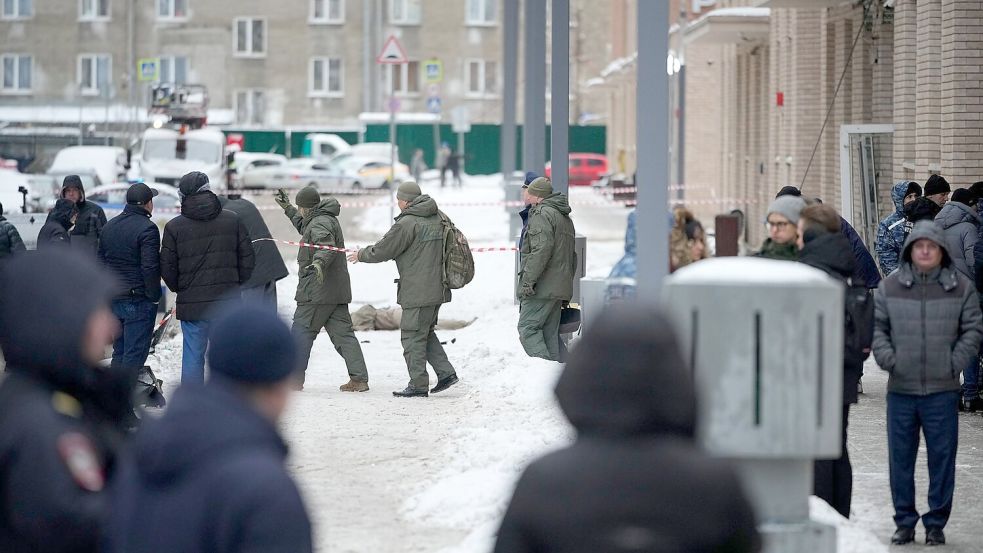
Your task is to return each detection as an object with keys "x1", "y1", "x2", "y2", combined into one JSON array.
[
  {"x1": 311, "y1": 259, "x2": 327, "y2": 284},
  {"x1": 274, "y1": 189, "x2": 292, "y2": 210},
  {"x1": 518, "y1": 283, "x2": 535, "y2": 299}
]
